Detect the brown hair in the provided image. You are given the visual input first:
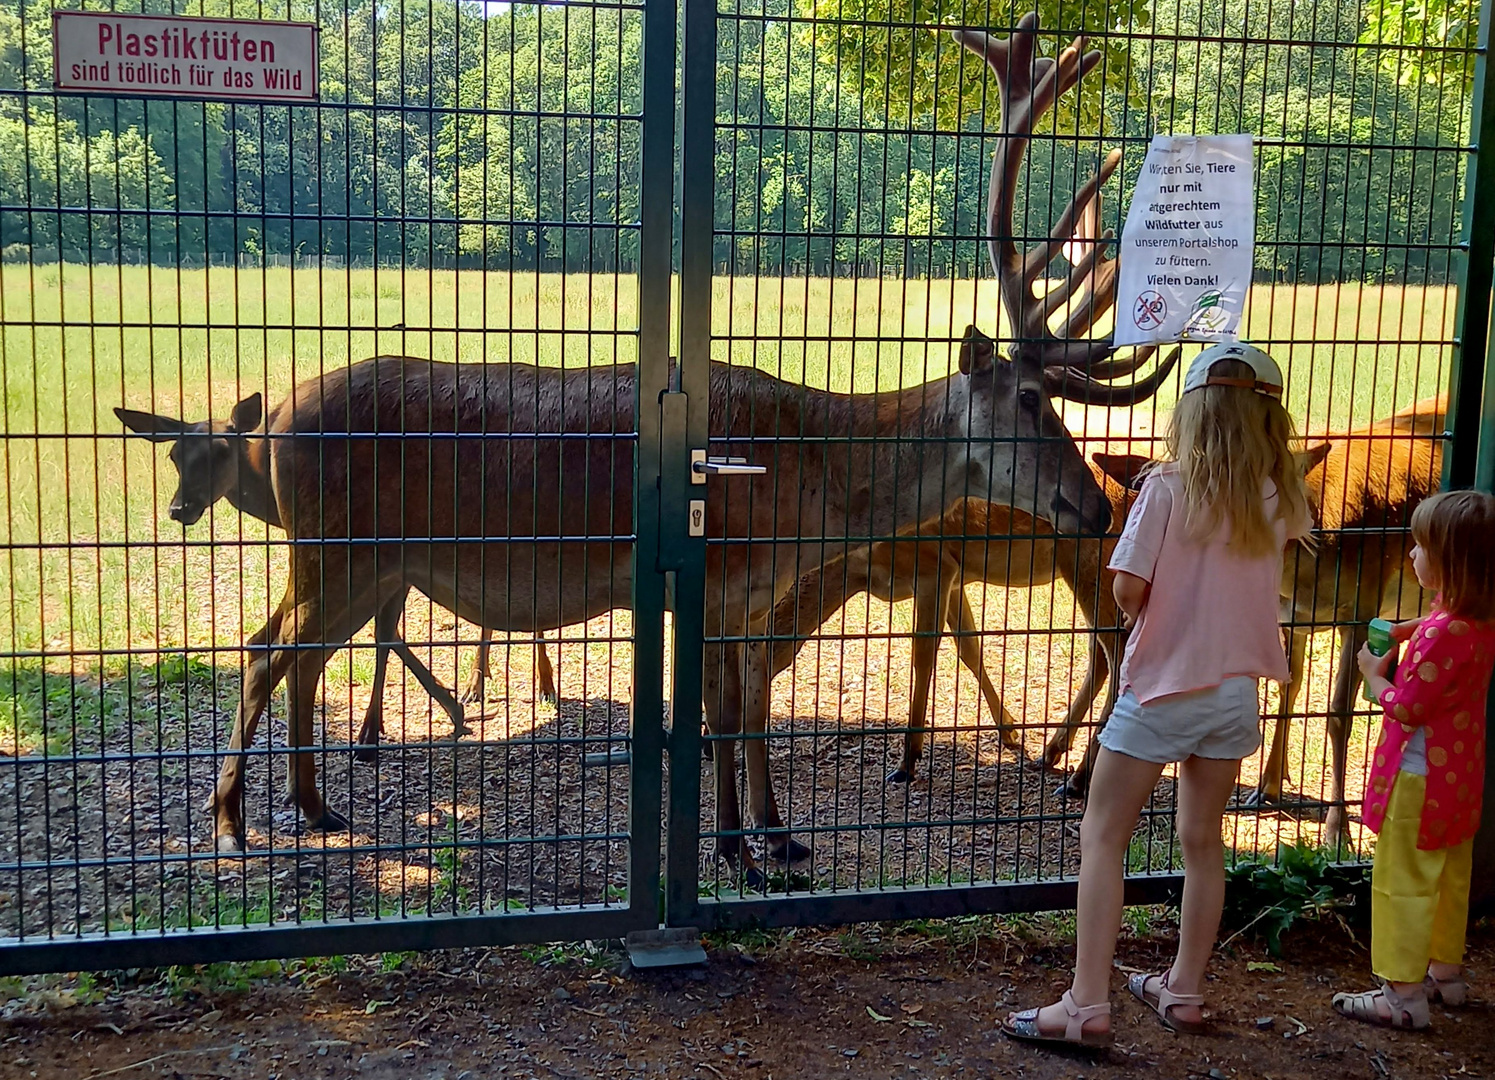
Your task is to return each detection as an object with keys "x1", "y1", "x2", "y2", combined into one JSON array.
[
  {"x1": 1410, "y1": 489, "x2": 1495, "y2": 620},
  {"x1": 1162, "y1": 357, "x2": 1311, "y2": 557}
]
